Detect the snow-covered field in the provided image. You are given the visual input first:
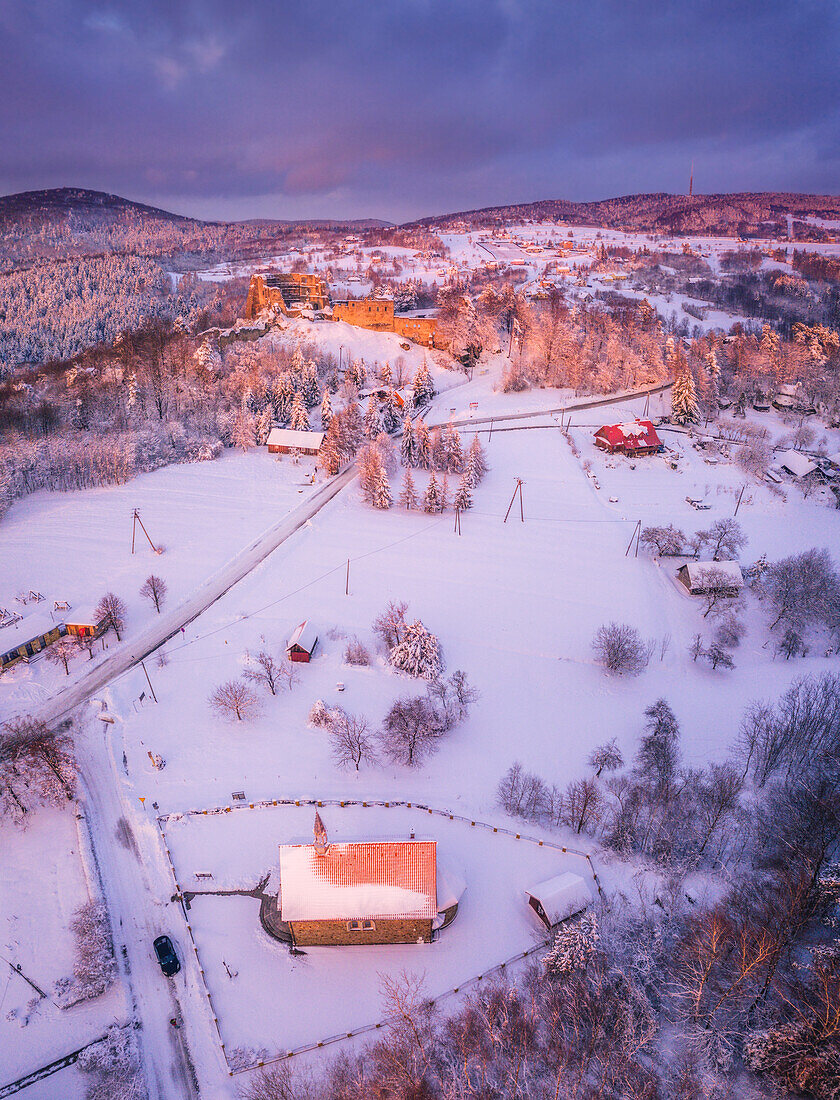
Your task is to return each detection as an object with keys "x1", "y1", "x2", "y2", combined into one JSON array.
[{"x1": 0, "y1": 450, "x2": 322, "y2": 722}]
